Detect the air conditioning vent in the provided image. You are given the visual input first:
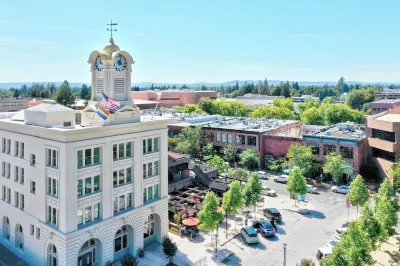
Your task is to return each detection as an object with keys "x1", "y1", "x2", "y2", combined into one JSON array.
[{"x1": 63, "y1": 121, "x2": 72, "y2": 127}]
